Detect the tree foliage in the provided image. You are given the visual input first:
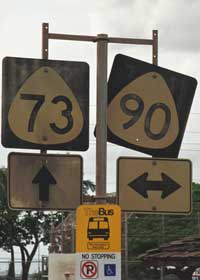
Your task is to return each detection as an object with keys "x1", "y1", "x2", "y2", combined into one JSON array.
[
  {"x1": 83, "y1": 180, "x2": 95, "y2": 195},
  {"x1": 128, "y1": 182, "x2": 200, "y2": 256},
  {"x1": 0, "y1": 168, "x2": 96, "y2": 280},
  {"x1": 0, "y1": 168, "x2": 63, "y2": 280},
  {"x1": 127, "y1": 182, "x2": 200, "y2": 280}
]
